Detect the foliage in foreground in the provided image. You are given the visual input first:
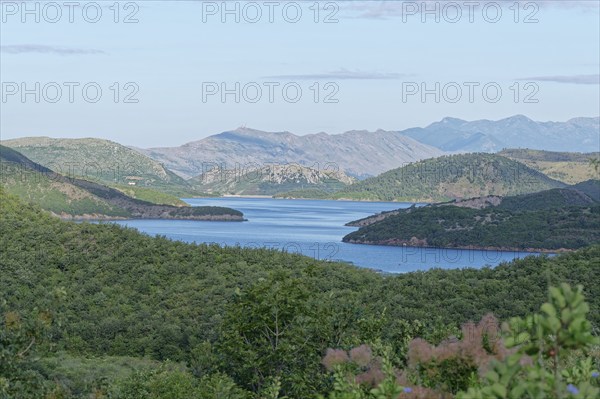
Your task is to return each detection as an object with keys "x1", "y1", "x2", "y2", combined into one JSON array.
[
  {"x1": 322, "y1": 284, "x2": 599, "y2": 399},
  {"x1": 1, "y1": 189, "x2": 599, "y2": 397},
  {"x1": 4, "y1": 284, "x2": 597, "y2": 398}
]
